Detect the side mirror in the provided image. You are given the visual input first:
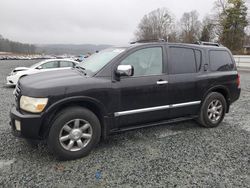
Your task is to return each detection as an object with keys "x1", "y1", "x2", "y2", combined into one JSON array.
[
  {"x1": 116, "y1": 65, "x2": 134, "y2": 77},
  {"x1": 36, "y1": 66, "x2": 42, "y2": 70}
]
